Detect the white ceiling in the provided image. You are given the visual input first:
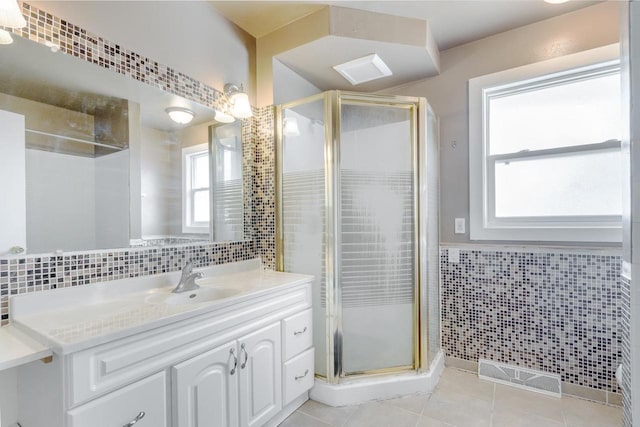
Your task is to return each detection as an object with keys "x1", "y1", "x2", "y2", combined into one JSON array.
[{"x1": 212, "y1": 1, "x2": 601, "y2": 51}]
